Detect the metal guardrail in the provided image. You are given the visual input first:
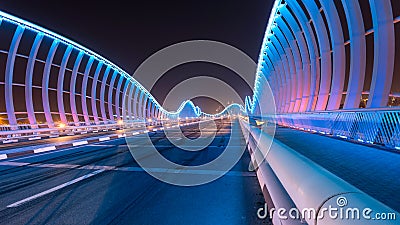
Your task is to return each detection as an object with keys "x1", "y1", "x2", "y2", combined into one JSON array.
[
  {"x1": 239, "y1": 119, "x2": 399, "y2": 224},
  {"x1": 263, "y1": 109, "x2": 400, "y2": 150},
  {"x1": 0, "y1": 120, "x2": 151, "y2": 140}
]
